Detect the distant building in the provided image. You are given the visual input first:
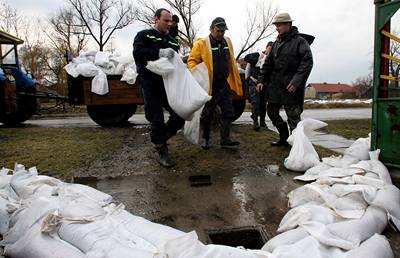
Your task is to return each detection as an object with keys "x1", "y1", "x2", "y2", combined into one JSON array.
[{"x1": 305, "y1": 83, "x2": 358, "y2": 99}]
